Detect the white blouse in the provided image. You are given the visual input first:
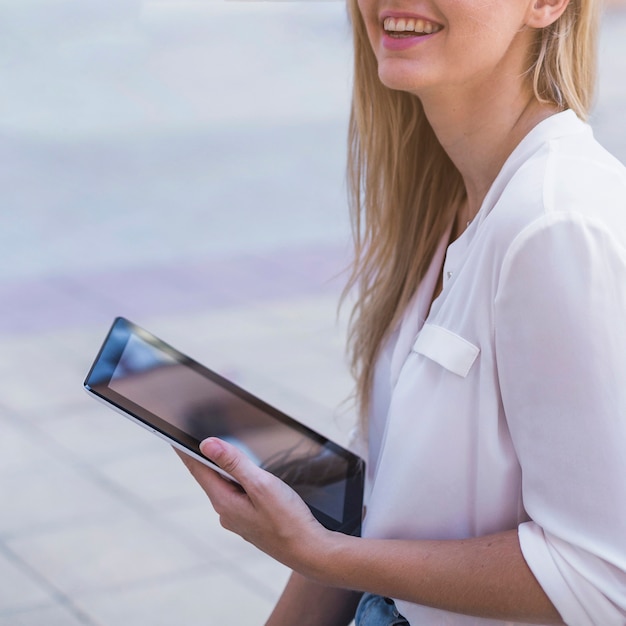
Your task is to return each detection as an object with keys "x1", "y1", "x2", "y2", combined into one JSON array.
[{"x1": 361, "y1": 110, "x2": 626, "y2": 625}]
